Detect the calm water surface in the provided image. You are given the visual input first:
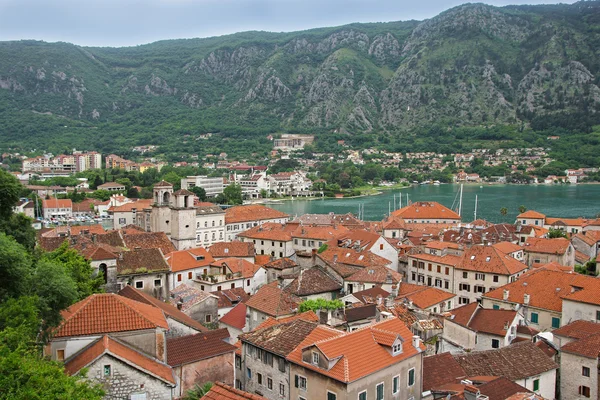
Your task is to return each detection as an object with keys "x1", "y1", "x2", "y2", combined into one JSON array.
[{"x1": 269, "y1": 184, "x2": 600, "y2": 223}]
